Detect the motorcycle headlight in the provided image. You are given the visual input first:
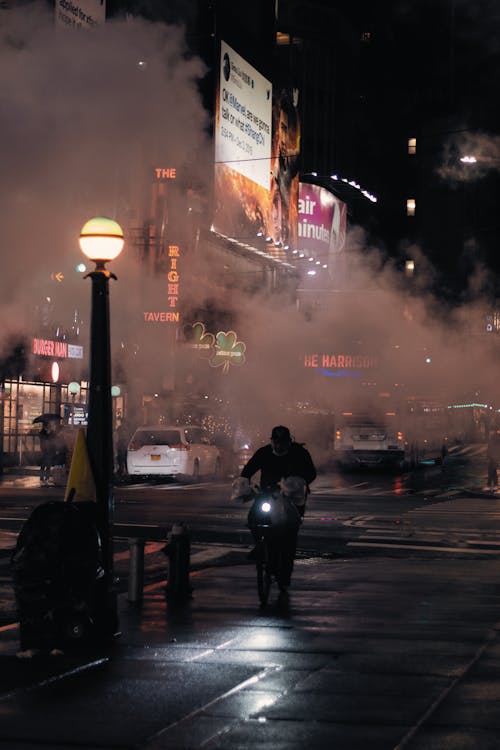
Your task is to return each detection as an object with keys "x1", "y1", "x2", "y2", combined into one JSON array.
[{"x1": 260, "y1": 501, "x2": 271, "y2": 513}]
